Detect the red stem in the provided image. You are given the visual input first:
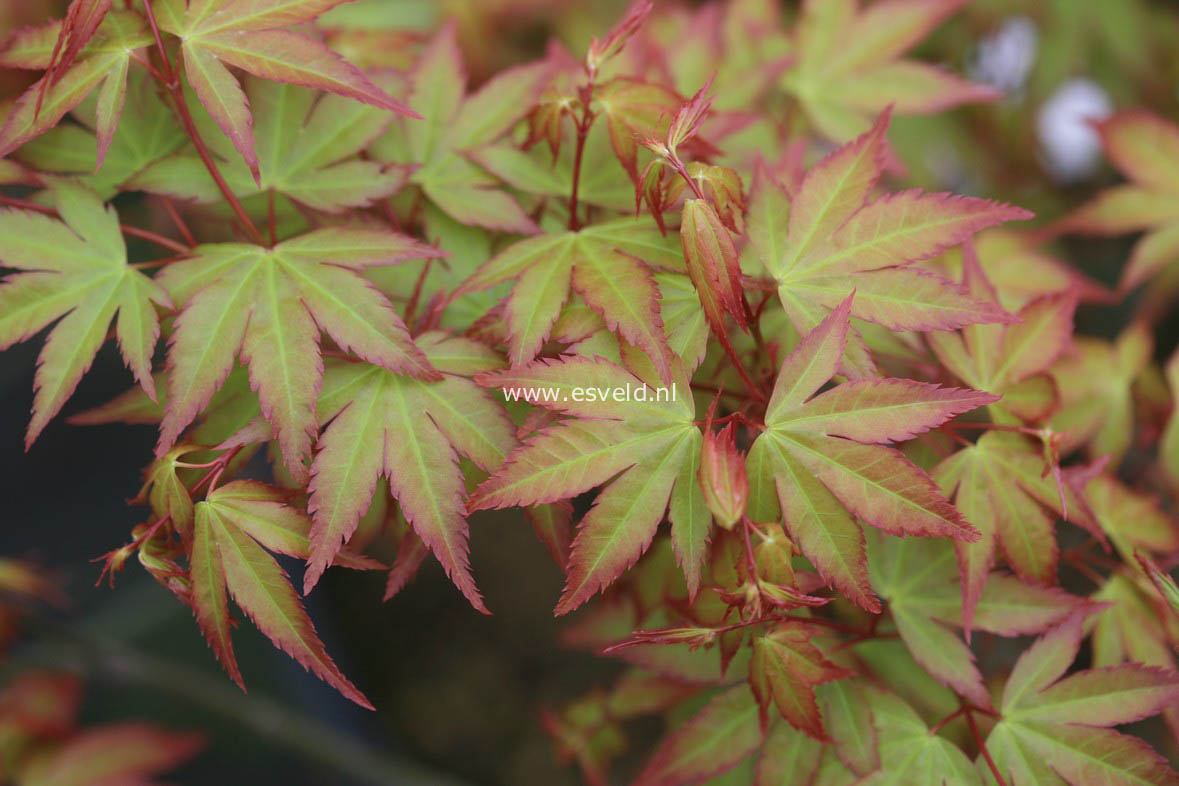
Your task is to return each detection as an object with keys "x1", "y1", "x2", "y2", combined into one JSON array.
[
  {"x1": 670, "y1": 155, "x2": 706, "y2": 200},
  {"x1": 141, "y1": 0, "x2": 264, "y2": 246},
  {"x1": 159, "y1": 196, "x2": 196, "y2": 247},
  {"x1": 567, "y1": 87, "x2": 595, "y2": 231},
  {"x1": 966, "y1": 708, "x2": 1009, "y2": 786}
]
